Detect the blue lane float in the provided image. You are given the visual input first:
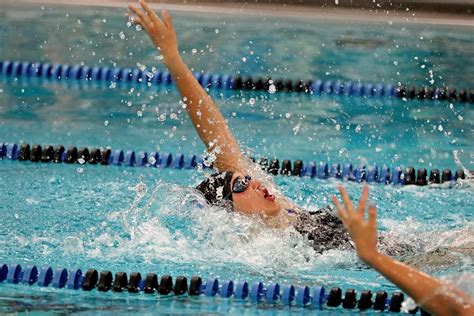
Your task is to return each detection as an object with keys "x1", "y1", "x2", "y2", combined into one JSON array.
[
  {"x1": 38, "y1": 267, "x2": 54, "y2": 287},
  {"x1": 1, "y1": 142, "x2": 470, "y2": 187},
  {"x1": 1, "y1": 60, "x2": 472, "y2": 103},
  {"x1": 0, "y1": 262, "x2": 427, "y2": 313}
]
